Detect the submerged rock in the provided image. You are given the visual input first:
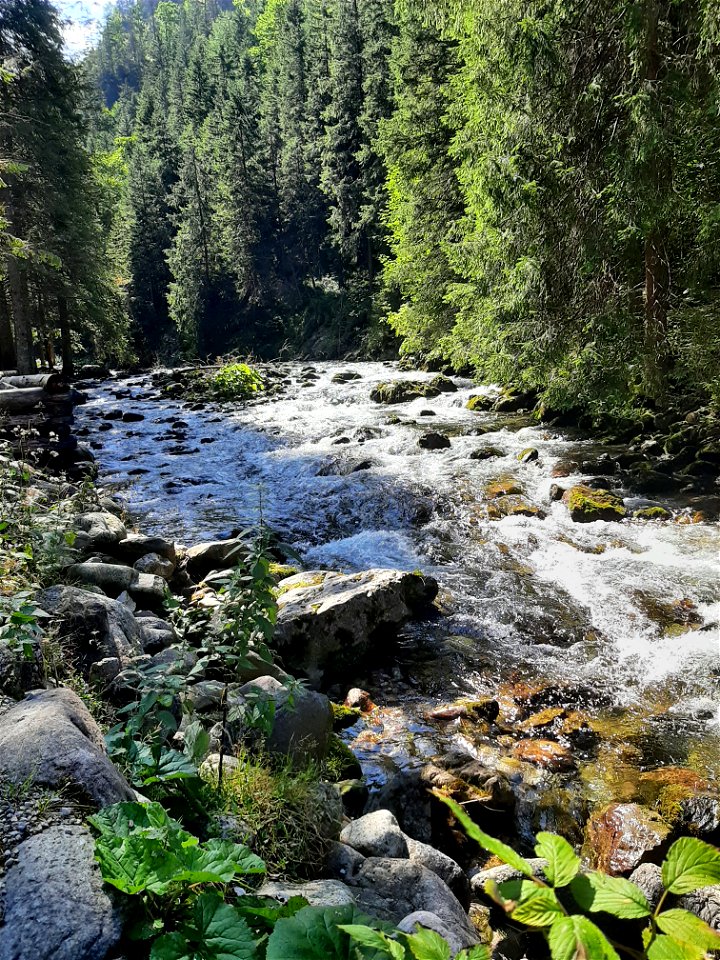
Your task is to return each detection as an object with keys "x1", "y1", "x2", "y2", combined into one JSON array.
[
  {"x1": 418, "y1": 432, "x2": 451, "y2": 451},
  {"x1": 273, "y1": 569, "x2": 438, "y2": 688},
  {"x1": 512, "y1": 738, "x2": 576, "y2": 772},
  {"x1": 585, "y1": 802, "x2": 671, "y2": 875}
]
